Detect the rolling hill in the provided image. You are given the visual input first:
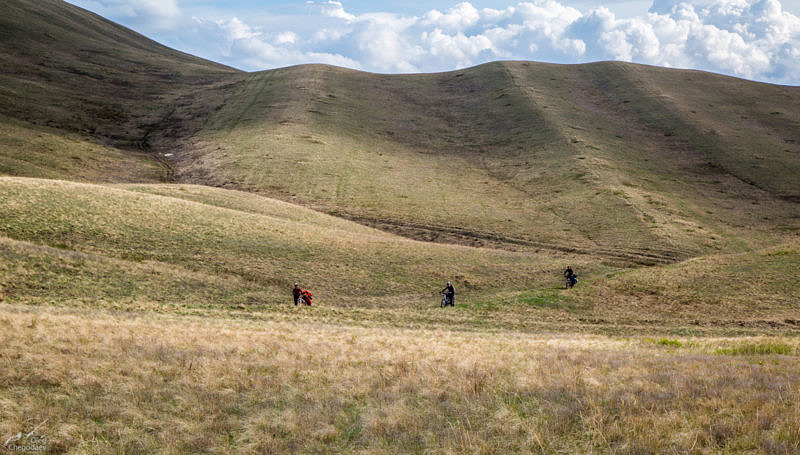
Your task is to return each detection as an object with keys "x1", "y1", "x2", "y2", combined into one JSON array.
[
  {"x1": 170, "y1": 62, "x2": 800, "y2": 267},
  {"x1": 0, "y1": 0, "x2": 797, "y2": 307},
  {"x1": 0, "y1": 177, "x2": 598, "y2": 310}
]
